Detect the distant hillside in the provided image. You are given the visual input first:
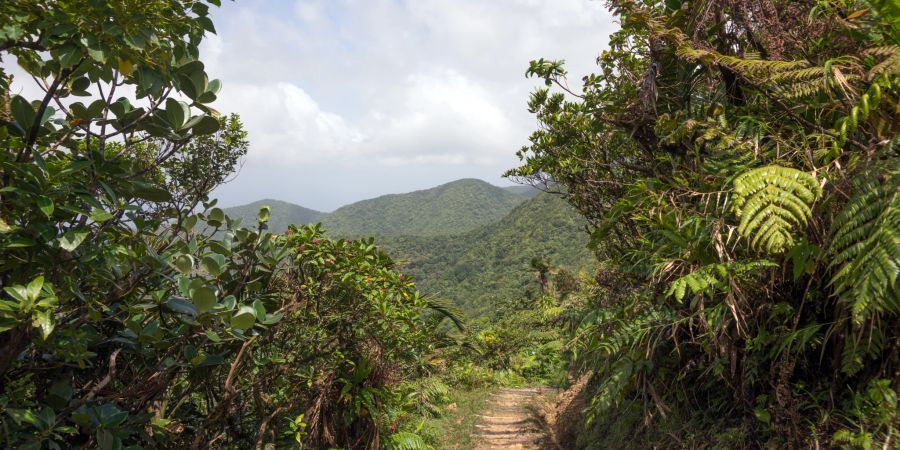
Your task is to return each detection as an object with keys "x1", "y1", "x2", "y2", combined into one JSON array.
[
  {"x1": 502, "y1": 185, "x2": 542, "y2": 198},
  {"x1": 224, "y1": 199, "x2": 323, "y2": 233},
  {"x1": 378, "y1": 192, "x2": 594, "y2": 315},
  {"x1": 321, "y1": 178, "x2": 526, "y2": 237}
]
